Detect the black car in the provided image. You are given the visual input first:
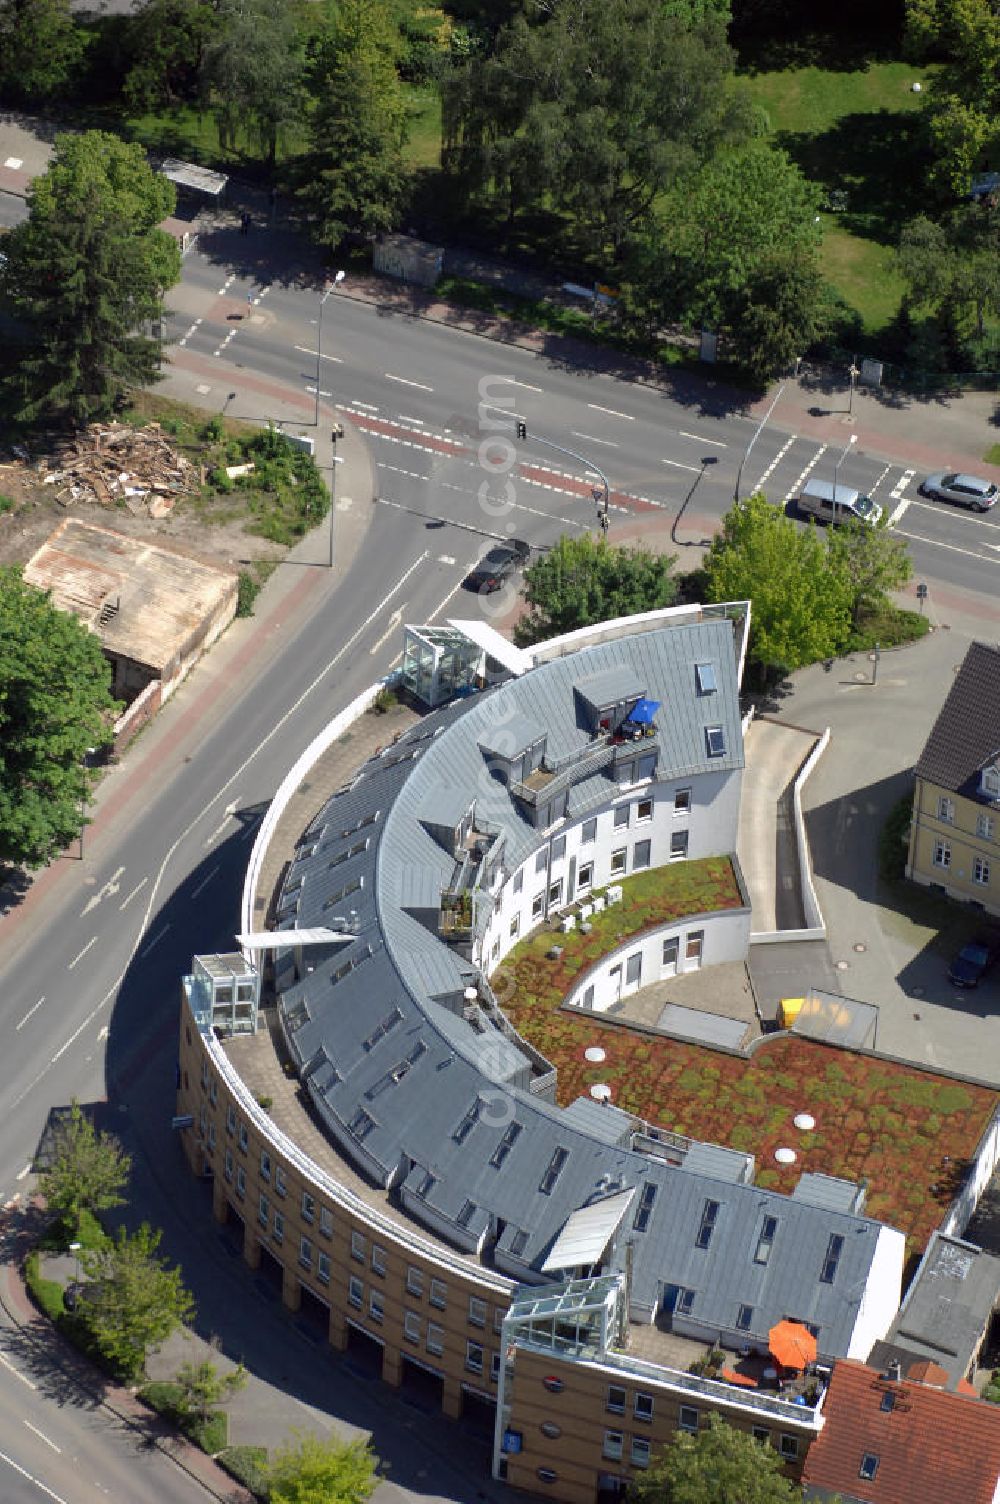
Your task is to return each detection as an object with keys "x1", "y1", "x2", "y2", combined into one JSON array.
[
  {"x1": 465, "y1": 539, "x2": 530, "y2": 594},
  {"x1": 948, "y1": 931, "x2": 1000, "y2": 988}
]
